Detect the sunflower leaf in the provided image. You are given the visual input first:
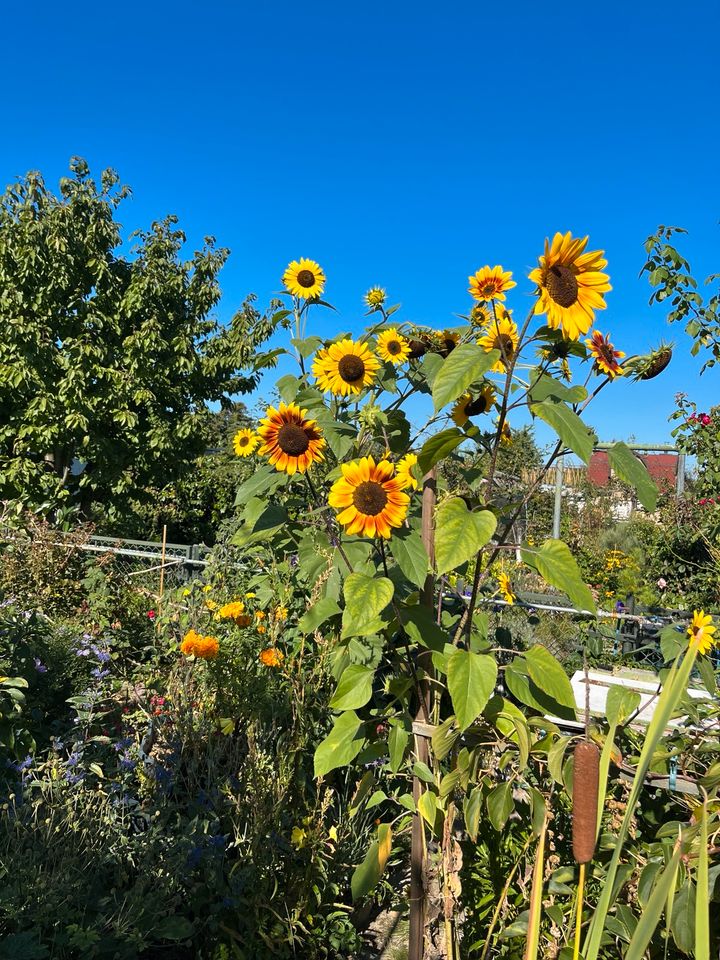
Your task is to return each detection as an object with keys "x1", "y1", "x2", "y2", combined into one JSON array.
[
  {"x1": 521, "y1": 539, "x2": 596, "y2": 614},
  {"x1": 389, "y1": 524, "x2": 429, "y2": 588},
  {"x1": 432, "y1": 344, "x2": 500, "y2": 411},
  {"x1": 314, "y1": 710, "x2": 365, "y2": 778},
  {"x1": 606, "y1": 441, "x2": 658, "y2": 511},
  {"x1": 417, "y1": 428, "x2": 465, "y2": 475},
  {"x1": 342, "y1": 573, "x2": 394, "y2": 638},
  {"x1": 446, "y1": 648, "x2": 497, "y2": 730},
  {"x1": 435, "y1": 498, "x2": 497, "y2": 575},
  {"x1": 529, "y1": 398, "x2": 596, "y2": 463}
]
